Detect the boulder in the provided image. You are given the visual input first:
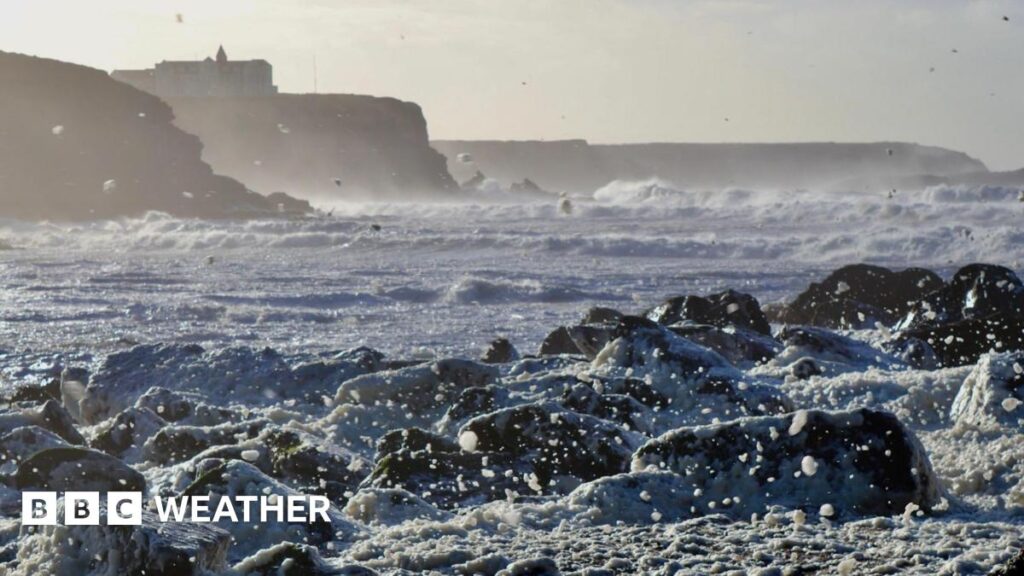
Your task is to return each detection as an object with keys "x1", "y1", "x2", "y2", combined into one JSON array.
[
  {"x1": 91, "y1": 406, "x2": 168, "y2": 460},
  {"x1": 14, "y1": 447, "x2": 145, "y2": 492},
  {"x1": 182, "y1": 460, "x2": 360, "y2": 561},
  {"x1": 645, "y1": 289, "x2": 772, "y2": 335},
  {"x1": 581, "y1": 306, "x2": 624, "y2": 325},
  {"x1": 668, "y1": 324, "x2": 781, "y2": 367},
  {"x1": 950, "y1": 352, "x2": 1024, "y2": 429},
  {"x1": 0, "y1": 400, "x2": 85, "y2": 445},
  {"x1": 335, "y1": 358, "x2": 497, "y2": 414},
  {"x1": 12, "y1": 503, "x2": 231, "y2": 575},
  {"x1": 559, "y1": 383, "x2": 654, "y2": 435},
  {"x1": 143, "y1": 419, "x2": 270, "y2": 464},
  {"x1": 538, "y1": 326, "x2": 585, "y2": 356},
  {"x1": 0, "y1": 426, "x2": 70, "y2": 474},
  {"x1": 776, "y1": 264, "x2": 943, "y2": 328},
  {"x1": 460, "y1": 403, "x2": 645, "y2": 485},
  {"x1": 481, "y1": 338, "x2": 520, "y2": 364},
  {"x1": 232, "y1": 542, "x2": 379, "y2": 576},
  {"x1": 632, "y1": 408, "x2": 942, "y2": 517}
]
